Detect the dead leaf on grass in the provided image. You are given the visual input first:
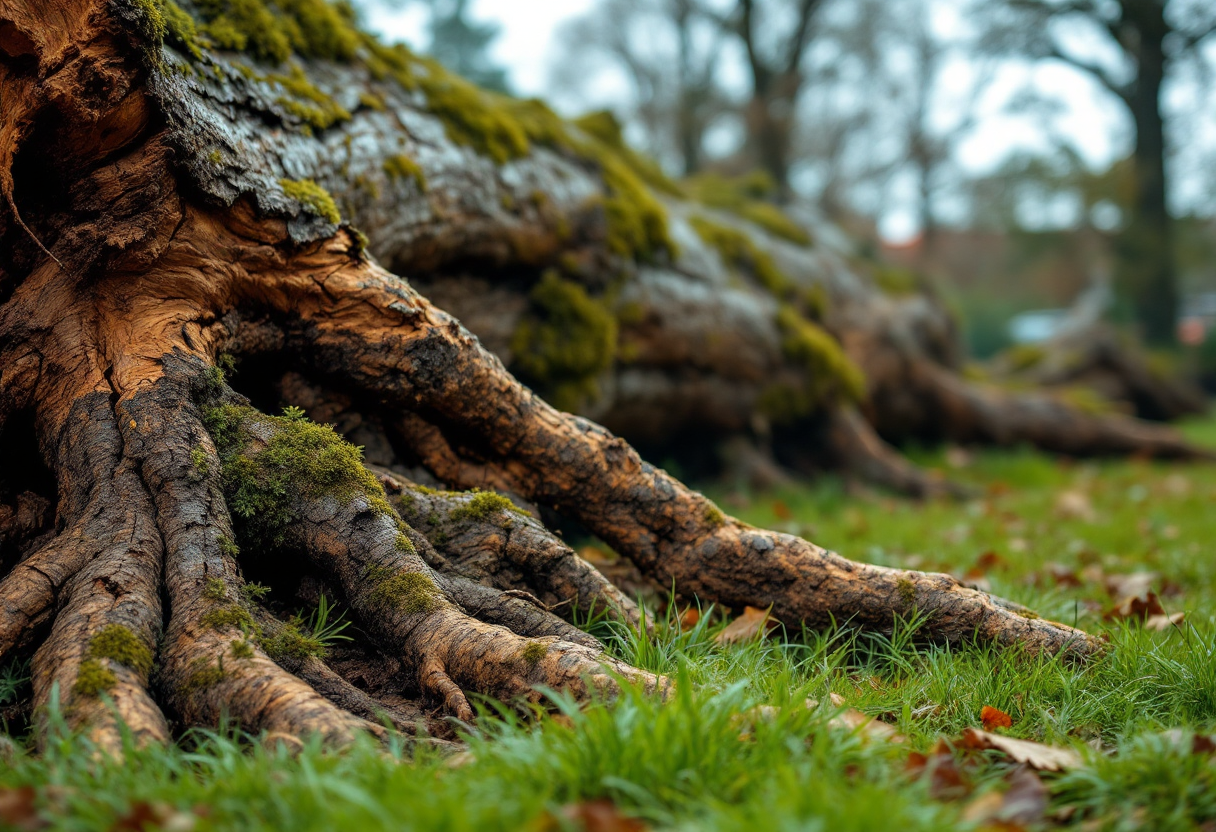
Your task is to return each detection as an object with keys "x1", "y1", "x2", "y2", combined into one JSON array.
[
  {"x1": 1159, "y1": 729, "x2": 1216, "y2": 756},
  {"x1": 1054, "y1": 490, "x2": 1095, "y2": 522},
  {"x1": 0, "y1": 786, "x2": 45, "y2": 831},
  {"x1": 111, "y1": 801, "x2": 201, "y2": 832},
  {"x1": 961, "y1": 767, "x2": 1049, "y2": 827},
  {"x1": 956, "y1": 727, "x2": 1082, "y2": 772},
  {"x1": 555, "y1": 799, "x2": 648, "y2": 832},
  {"x1": 981, "y1": 706, "x2": 1013, "y2": 731},
  {"x1": 1103, "y1": 591, "x2": 1166, "y2": 622},
  {"x1": 715, "y1": 606, "x2": 776, "y2": 645},
  {"x1": 1144, "y1": 611, "x2": 1186, "y2": 631},
  {"x1": 1104, "y1": 571, "x2": 1159, "y2": 599},
  {"x1": 905, "y1": 744, "x2": 972, "y2": 800},
  {"x1": 803, "y1": 693, "x2": 906, "y2": 743},
  {"x1": 965, "y1": 551, "x2": 1006, "y2": 580},
  {"x1": 678, "y1": 607, "x2": 700, "y2": 631}
]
